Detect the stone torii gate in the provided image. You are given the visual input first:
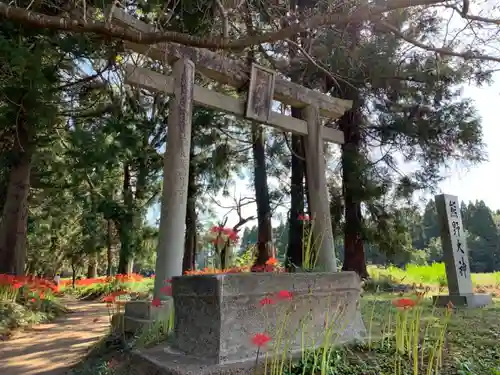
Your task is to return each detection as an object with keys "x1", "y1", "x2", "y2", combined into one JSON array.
[{"x1": 110, "y1": 9, "x2": 352, "y2": 298}]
